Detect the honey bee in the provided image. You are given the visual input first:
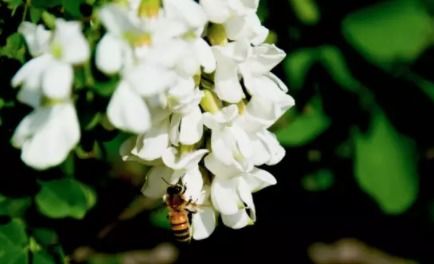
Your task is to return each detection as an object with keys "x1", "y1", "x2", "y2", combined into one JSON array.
[{"x1": 164, "y1": 181, "x2": 197, "y2": 243}]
